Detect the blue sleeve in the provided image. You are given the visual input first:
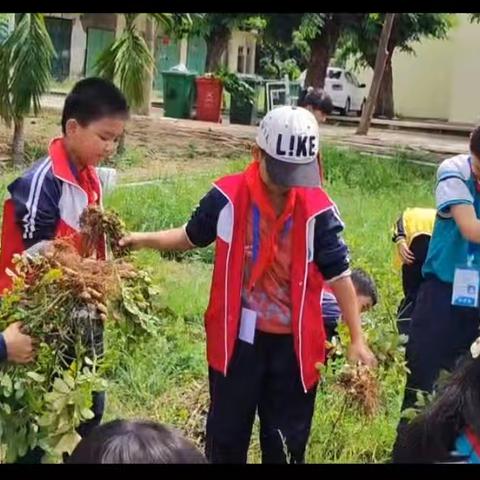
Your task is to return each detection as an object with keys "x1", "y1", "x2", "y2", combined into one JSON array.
[
  {"x1": 435, "y1": 157, "x2": 474, "y2": 215},
  {"x1": 322, "y1": 290, "x2": 342, "y2": 327},
  {"x1": 314, "y1": 206, "x2": 350, "y2": 281},
  {"x1": 8, "y1": 163, "x2": 61, "y2": 249},
  {"x1": 185, "y1": 188, "x2": 228, "y2": 248},
  {"x1": 0, "y1": 333, "x2": 7, "y2": 362},
  {"x1": 436, "y1": 177, "x2": 473, "y2": 215}
]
